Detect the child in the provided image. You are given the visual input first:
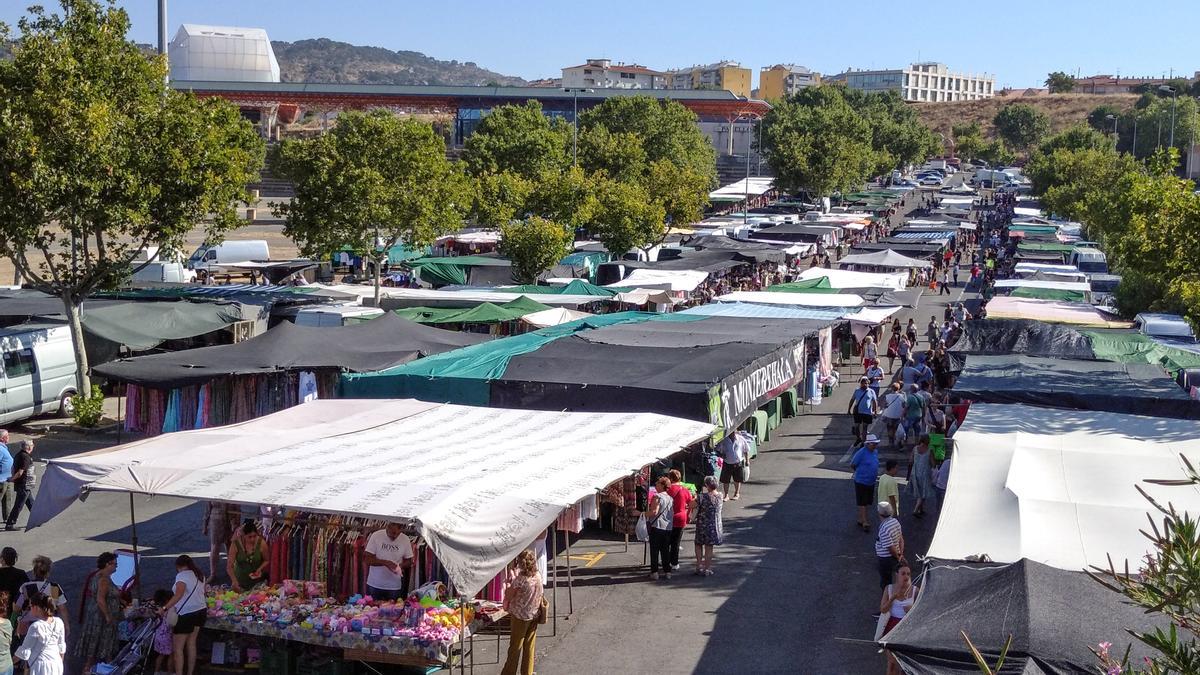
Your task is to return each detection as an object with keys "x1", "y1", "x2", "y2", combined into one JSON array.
[{"x1": 151, "y1": 589, "x2": 174, "y2": 674}]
